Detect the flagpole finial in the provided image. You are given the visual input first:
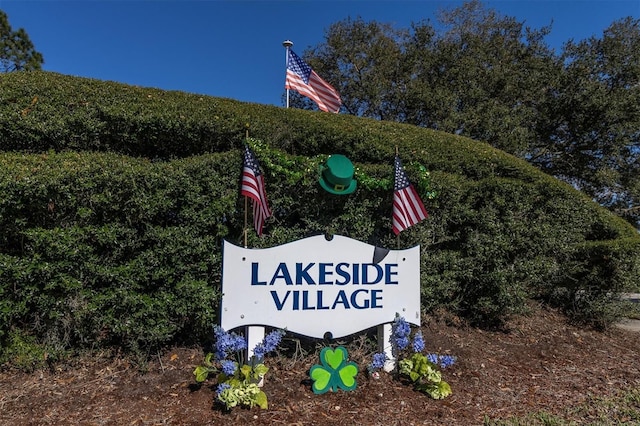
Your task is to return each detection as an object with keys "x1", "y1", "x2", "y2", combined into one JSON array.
[{"x1": 282, "y1": 40, "x2": 293, "y2": 48}]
